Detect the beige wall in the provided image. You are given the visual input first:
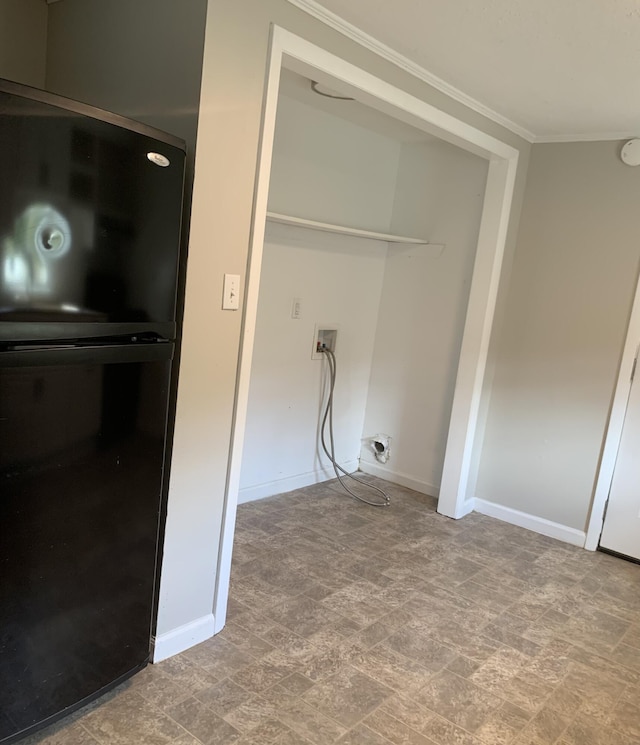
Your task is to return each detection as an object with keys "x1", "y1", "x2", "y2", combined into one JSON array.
[
  {"x1": 477, "y1": 141, "x2": 640, "y2": 531},
  {"x1": 45, "y1": 0, "x2": 207, "y2": 156},
  {"x1": 0, "y1": 0, "x2": 534, "y2": 639},
  {"x1": 2, "y1": 0, "x2": 638, "y2": 639},
  {"x1": 162, "y1": 0, "x2": 531, "y2": 637},
  {"x1": 0, "y1": 0, "x2": 47, "y2": 88}
]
